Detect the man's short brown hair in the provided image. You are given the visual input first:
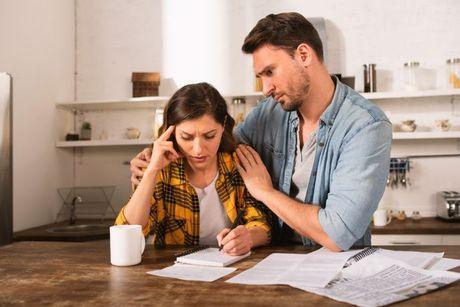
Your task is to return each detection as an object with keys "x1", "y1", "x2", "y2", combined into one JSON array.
[{"x1": 242, "y1": 12, "x2": 324, "y2": 61}]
